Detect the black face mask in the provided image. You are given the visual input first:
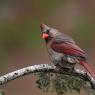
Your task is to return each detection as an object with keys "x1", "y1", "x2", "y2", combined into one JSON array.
[{"x1": 45, "y1": 36, "x2": 52, "y2": 43}]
